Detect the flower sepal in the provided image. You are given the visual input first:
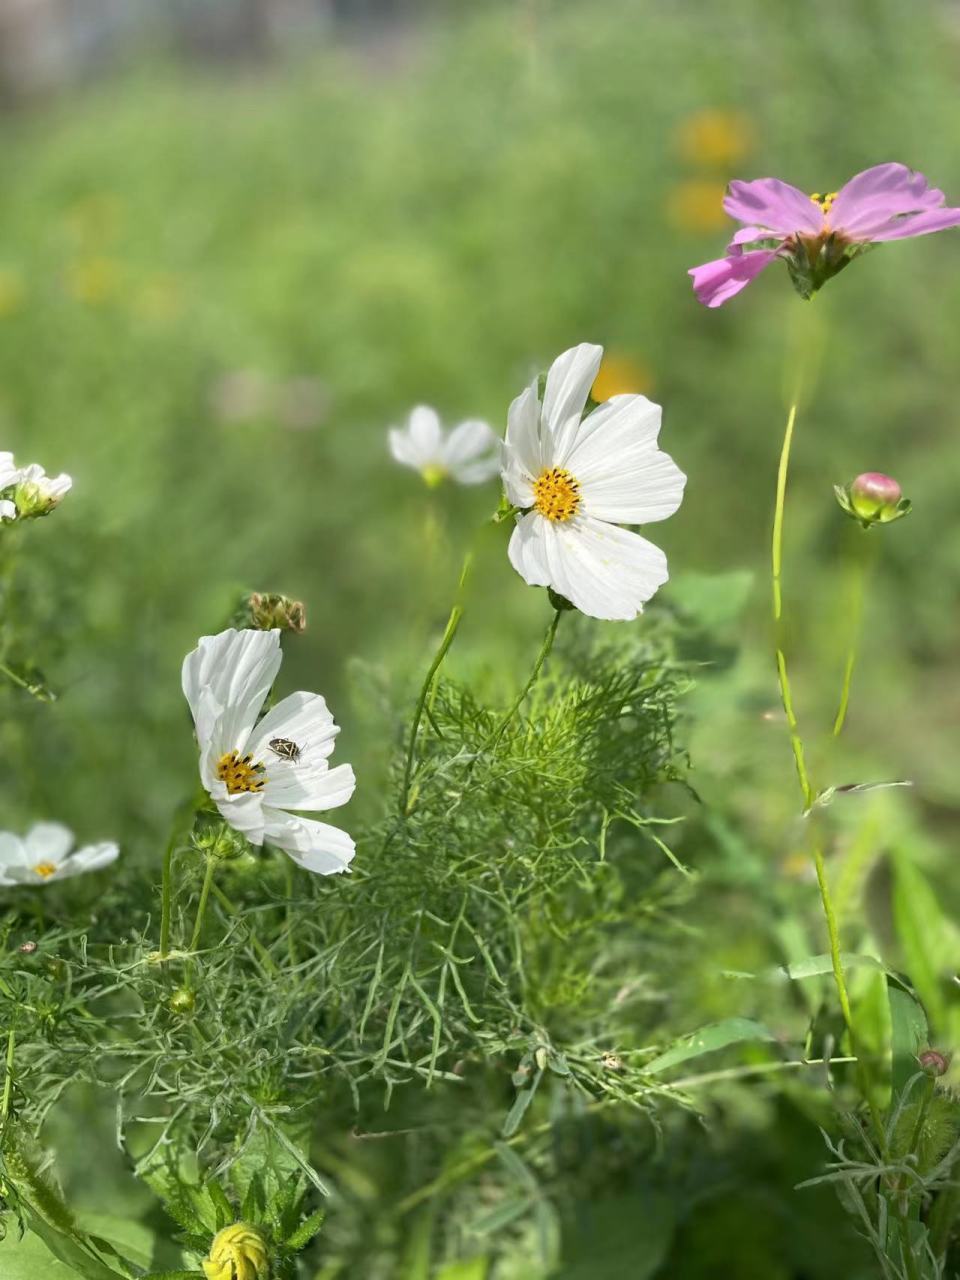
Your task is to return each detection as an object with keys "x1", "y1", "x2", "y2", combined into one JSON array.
[{"x1": 835, "y1": 473, "x2": 911, "y2": 528}]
